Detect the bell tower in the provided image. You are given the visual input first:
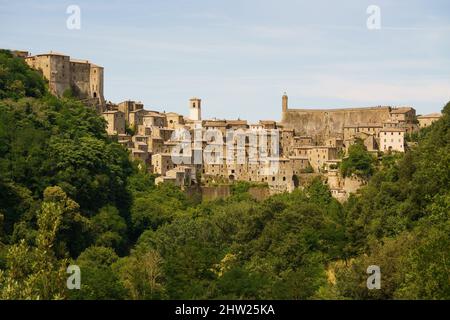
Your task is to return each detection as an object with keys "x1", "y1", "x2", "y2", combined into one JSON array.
[{"x1": 189, "y1": 97, "x2": 202, "y2": 121}]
